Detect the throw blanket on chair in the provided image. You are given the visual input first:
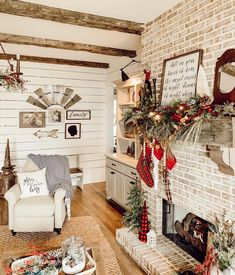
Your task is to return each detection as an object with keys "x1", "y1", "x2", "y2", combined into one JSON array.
[{"x1": 28, "y1": 154, "x2": 72, "y2": 220}]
